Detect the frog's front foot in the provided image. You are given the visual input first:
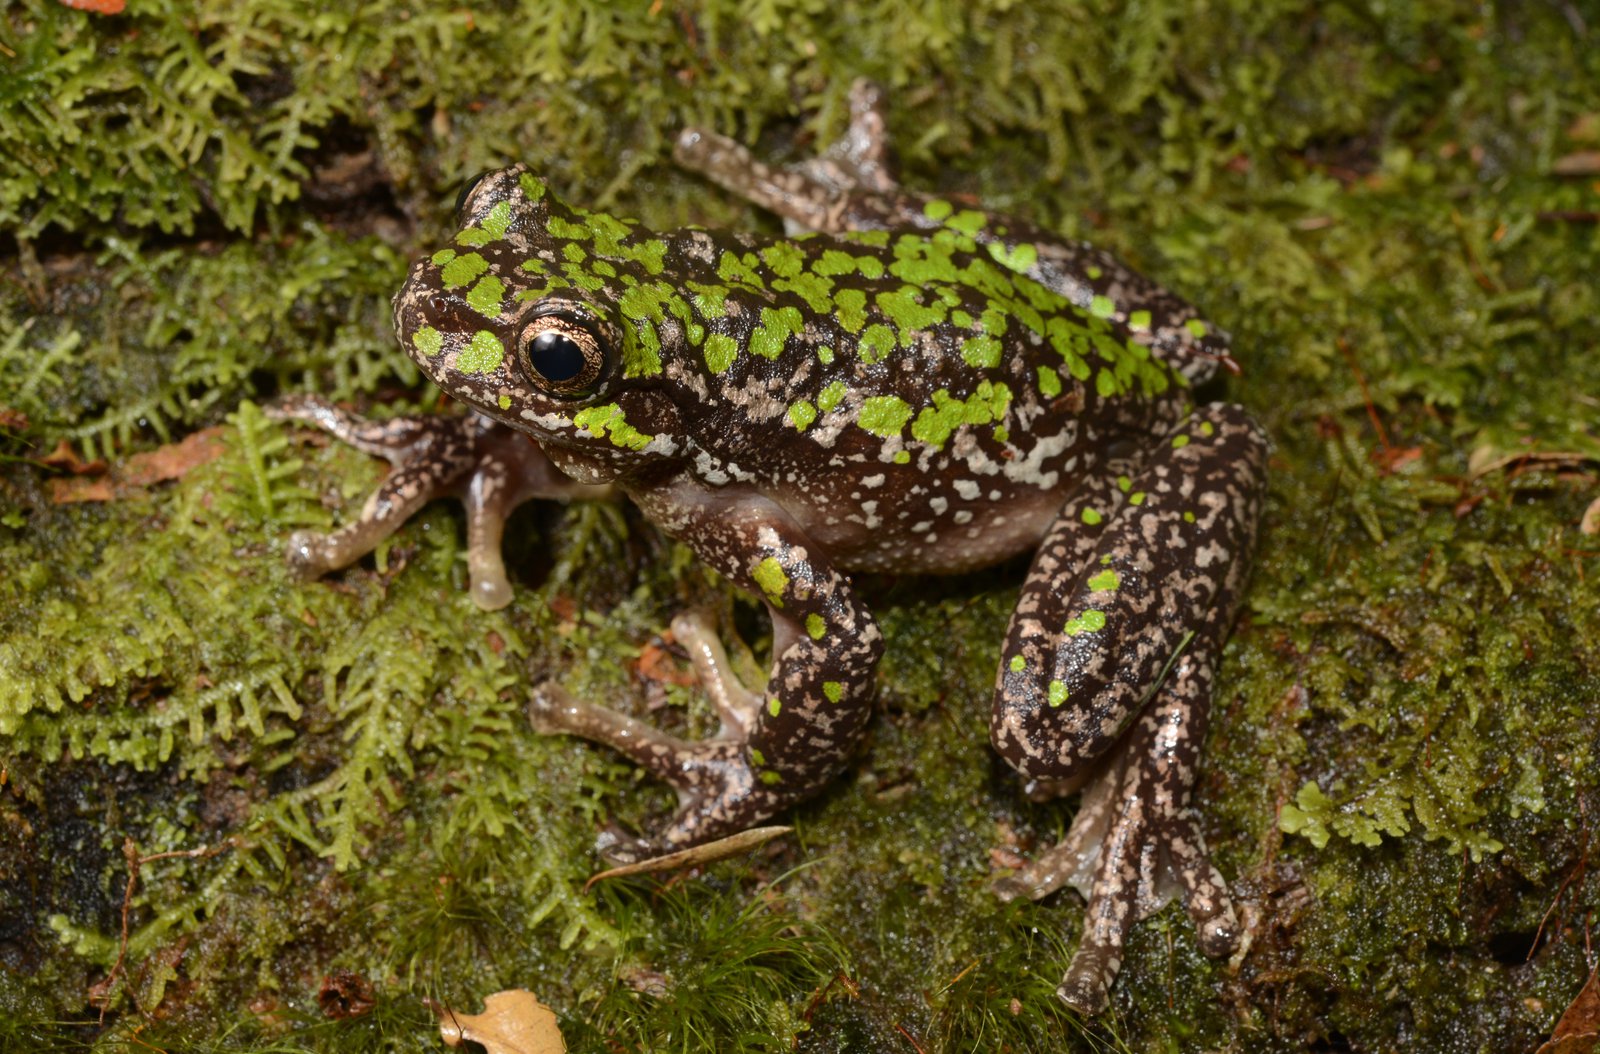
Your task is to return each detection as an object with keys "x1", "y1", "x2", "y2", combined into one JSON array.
[{"x1": 269, "y1": 394, "x2": 611, "y2": 610}]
